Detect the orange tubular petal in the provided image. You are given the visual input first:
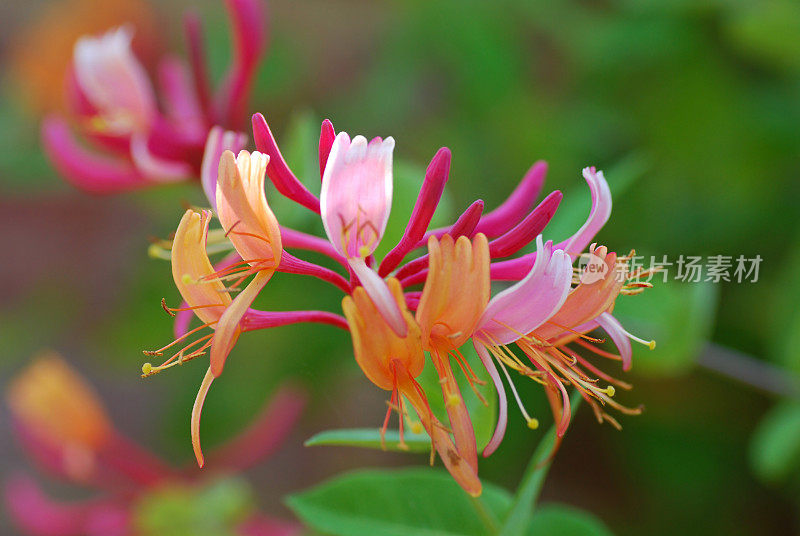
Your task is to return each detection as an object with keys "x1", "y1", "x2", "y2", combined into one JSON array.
[
  {"x1": 432, "y1": 352, "x2": 478, "y2": 472},
  {"x1": 216, "y1": 150, "x2": 282, "y2": 268},
  {"x1": 172, "y1": 210, "x2": 231, "y2": 325},
  {"x1": 416, "y1": 234, "x2": 490, "y2": 350},
  {"x1": 415, "y1": 234, "x2": 490, "y2": 472},
  {"x1": 209, "y1": 268, "x2": 274, "y2": 377},
  {"x1": 191, "y1": 367, "x2": 215, "y2": 468},
  {"x1": 395, "y1": 363, "x2": 482, "y2": 497}
]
